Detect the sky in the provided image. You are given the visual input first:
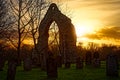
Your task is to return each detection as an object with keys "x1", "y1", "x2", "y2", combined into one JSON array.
[{"x1": 51, "y1": 0, "x2": 120, "y2": 46}]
